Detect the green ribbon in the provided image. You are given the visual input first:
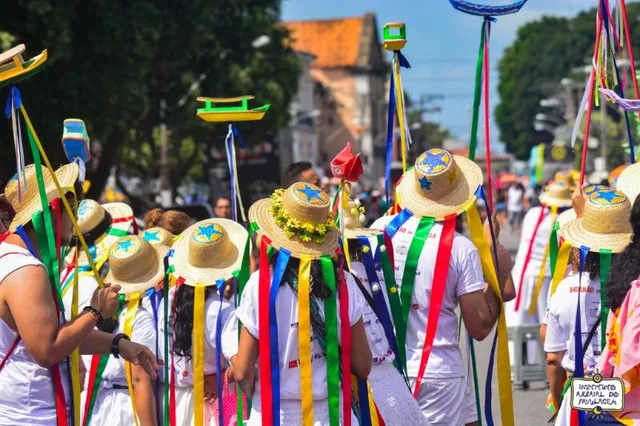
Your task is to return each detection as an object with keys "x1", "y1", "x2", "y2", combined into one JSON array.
[
  {"x1": 549, "y1": 222, "x2": 560, "y2": 276},
  {"x1": 321, "y1": 255, "x2": 340, "y2": 426},
  {"x1": 469, "y1": 20, "x2": 487, "y2": 162},
  {"x1": 469, "y1": 338, "x2": 483, "y2": 426},
  {"x1": 162, "y1": 263, "x2": 174, "y2": 426},
  {"x1": 599, "y1": 249, "x2": 612, "y2": 350},
  {"x1": 398, "y1": 217, "x2": 435, "y2": 373},
  {"x1": 26, "y1": 123, "x2": 64, "y2": 311},
  {"x1": 377, "y1": 233, "x2": 406, "y2": 373},
  {"x1": 107, "y1": 227, "x2": 129, "y2": 238}
]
